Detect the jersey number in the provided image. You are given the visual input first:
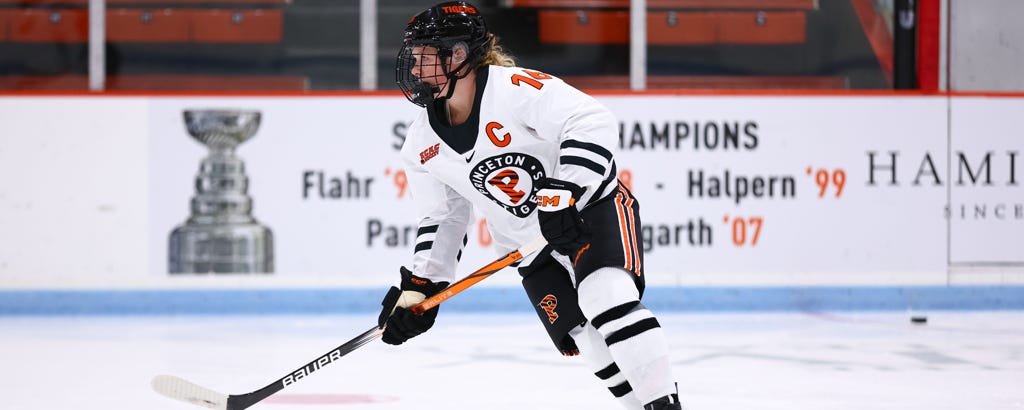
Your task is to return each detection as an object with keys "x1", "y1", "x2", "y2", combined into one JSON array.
[
  {"x1": 489, "y1": 70, "x2": 551, "y2": 148},
  {"x1": 510, "y1": 69, "x2": 552, "y2": 90}
]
